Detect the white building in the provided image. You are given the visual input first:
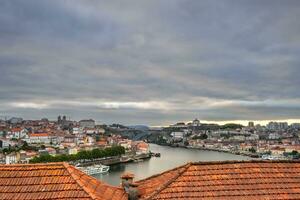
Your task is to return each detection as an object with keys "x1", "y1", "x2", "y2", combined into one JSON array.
[
  {"x1": 23, "y1": 133, "x2": 51, "y2": 144},
  {"x1": 171, "y1": 132, "x2": 184, "y2": 139},
  {"x1": 7, "y1": 128, "x2": 28, "y2": 139},
  {"x1": 192, "y1": 119, "x2": 201, "y2": 127},
  {"x1": 5, "y1": 153, "x2": 17, "y2": 164},
  {"x1": 269, "y1": 133, "x2": 281, "y2": 140}
]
